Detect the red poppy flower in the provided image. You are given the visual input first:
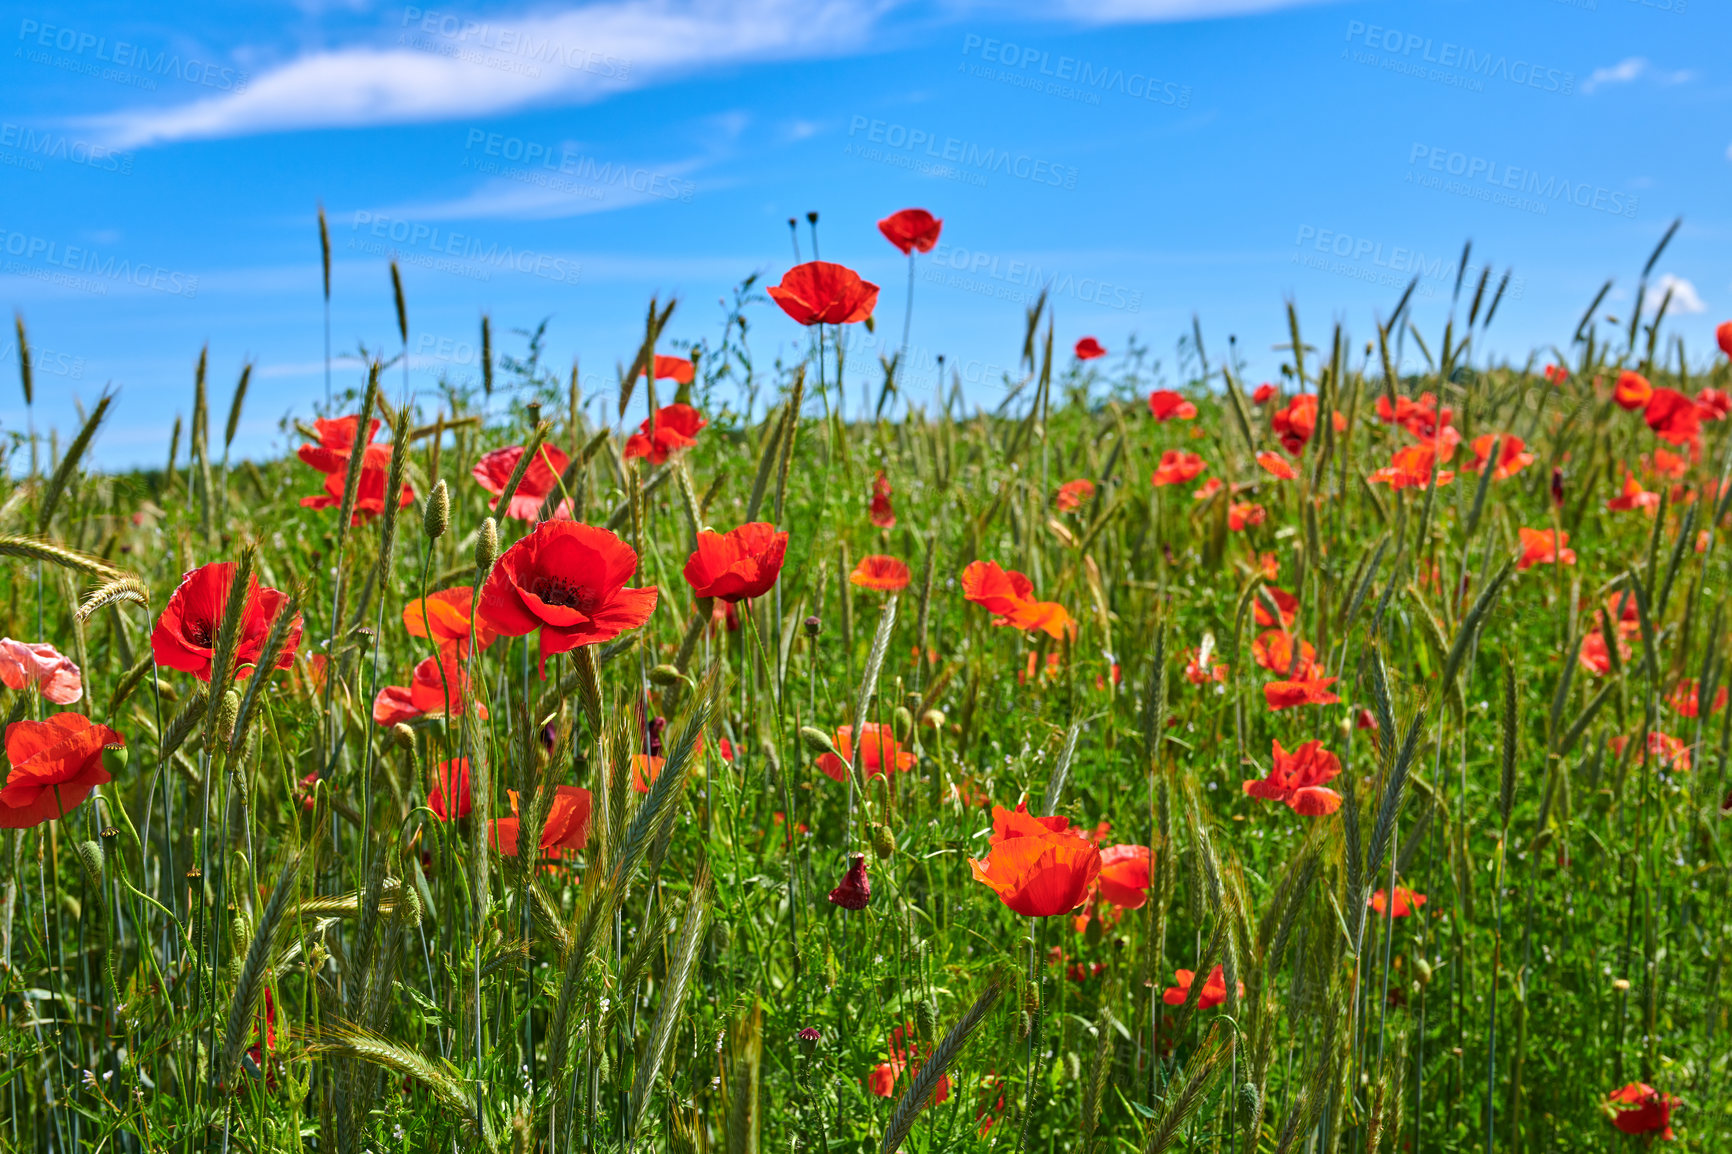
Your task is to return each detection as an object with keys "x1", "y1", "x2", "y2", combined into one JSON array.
[
  {"x1": 970, "y1": 805, "x2": 1102, "y2": 917},
  {"x1": 1543, "y1": 364, "x2": 1569, "y2": 385},
  {"x1": 1251, "y1": 630, "x2": 1316, "y2": 677},
  {"x1": 1253, "y1": 586, "x2": 1300, "y2": 628},
  {"x1": 630, "y1": 732, "x2": 708, "y2": 792},
  {"x1": 867, "y1": 1024, "x2": 950, "y2": 1101},
  {"x1": 988, "y1": 802, "x2": 1078, "y2": 845},
  {"x1": 1162, "y1": 965, "x2": 1241, "y2": 1009},
  {"x1": 1463, "y1": 434, "x2": 1533, "y2": 480},
  {"x1": 1639, "y1": 730, "x2": 1691, "y2": 773},
  {"x1": 1647, "y1": 448, "x2": 1689, "y2": 479},
  {"x1": 1228, "y1": 502, "x2": 1266, "y2": 531},
  {"x1": 1607, "y1": 471, "x2": 1660, "y2": 513},
  {"x1": 815, "y1": 723, "x2": 915, "y2": 782},
  {"x1": 1697, "y1": 388, "x2": 1731, "y2": 421},
  {"x1": 1614, "y1": 370, "x2": 1653, "y2": 411},
  {"x1": 1252, "y1": 383, "x2": 1278, "y2": 405},
  {"x1": 850, "y1": 555, "x2": 910, "y2": 591},
  {"x1": 683, "y1": 522, "x2": 788, "y2": 603},
  {"x1": 1644, "y1": 388, "x2": 1701, "y2": 446},
  {"x1": 1151, "y1": 450, "x2": 1206, "y2": 487},
  {"x1": 960, "y1": 561, "x2": 1074, "y2": 639},
  {"x1": 299, "y1": 463, "x2": 414, "y2": 524},
  {"x1": 428, "y1": 758, "x2": 470, "y2": 821},
  {"x1": 767, "y1": 261, "x2": 879, "y2": 326},
  {"x1": 297, "y1": 416, "x2": 411, "y2": 523},
  {"x1": 0, "y1": 713, "x2": 123, "y2": 828},
  {"x1": 1516, "y1": 528, "x2": 1575, "y2": 570},
  {"x1": 491, "y1": 785, "x2": 592, "y2": 858},
  {"x1": 623, "y1": 403, "x2": 707, "y2": 465},
  {"x1": 1074, "y1": 337, "x2": 1106, "y2": 360},
  {"x1": 1369, "y1": 444, "x2": 1454, "y2": 491},
  {"x1": 1148, "y1": 390, "x2": 1197, "y2": 422},
  {"x1": 476, "y1": 521, "x2": 659, "y2": 674},
  {"x1": 643, "y1": 354, "x2": 696, "y2": 384},
  {"x1": 1718, "y1": 321, "x2": 1732, "y2": 359},
  {"x1": 828, "y1": 852, "x2": 871, "y2": 910},
  {"x1": 1375, "y1": 392, "x2": 1452, "y2": 439},
  {"x1": 1243, "y1": 739, "x2": 1342, "y2": 815},
  {"x1": 472, "y1": 444, "x2": 573, "y2": 521},
  {"x1": 373, "y1": 653, "x2": 487, "y2": 726},
  {"x1": 877, "y1": 208, "x2": 943, "y2": 254},
  {"x1": 1095, "y1": 844, "x2": 1151, "y2": 909},
  {"x1": 1192, "y1": 477, "x2": 1224, "y2": 501},
  {"x1": 1054, "y1": 479, "x2": 1094, "y2": 511},
  {"x1": 1579, "y1": 629, "x2": 1628, "y2": 676},
  {"x1": 1264, "y1": 672, "x2": 1339, "y2": 711},
  {"x1": 1271, "y1": 394, "x2": 1319, "y2": 455},
  {"x1": 869, "y1": 470, "x2": 895, "y2": 528},
  {"x1": 0, "y1": 639, "x2": 82, "y2": 704},
  {"x1": 403, "y1": 587, "x2": 497, "y2": 657},
  {"x1": 1368, "y1": 886, "x2": 1426, "y2": 918},
  {"x1": 151, "y1": 562, "x2": 302, "y2": 682},
  {"x1": 1605, "y1": 1083, "x2": 1678, "y2": 1139},
  {"x1": 1256, "y1": 451, "x2": 1297, "y2": 480},
  {"x1": 1667, "y1": 678, "x2": 1727, "y2": 718}
]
